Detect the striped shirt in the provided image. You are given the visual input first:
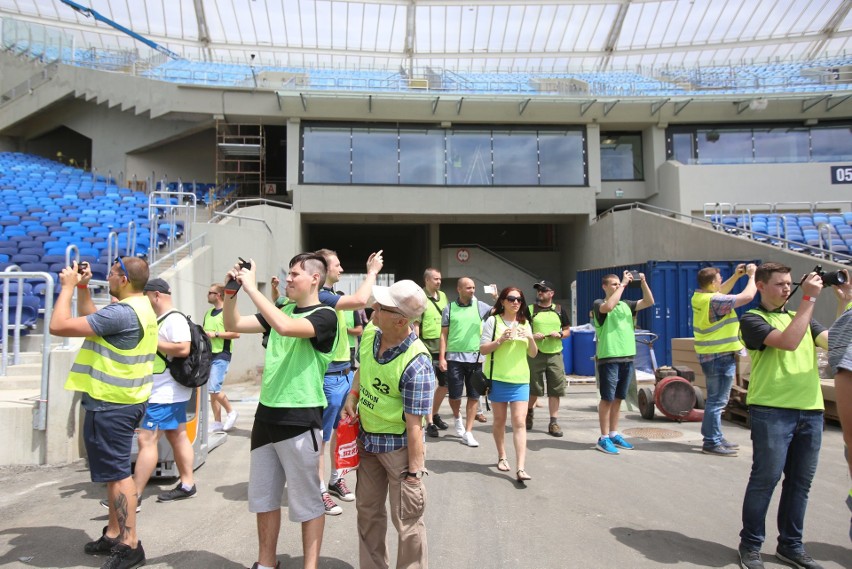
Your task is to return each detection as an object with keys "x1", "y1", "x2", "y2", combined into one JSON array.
[
  {"x1": 829, "y1": 307, "x2": 852, "y2": 376},
  {"x1": 358, "y1": 330, "x2": 436, "y2": 454}
]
